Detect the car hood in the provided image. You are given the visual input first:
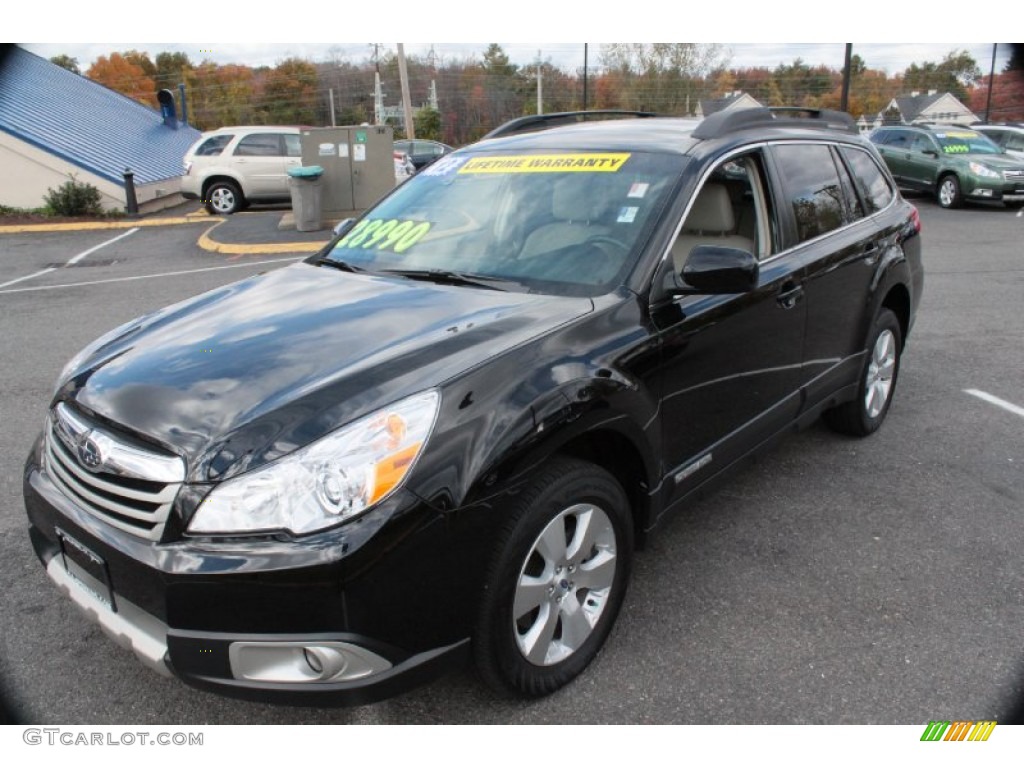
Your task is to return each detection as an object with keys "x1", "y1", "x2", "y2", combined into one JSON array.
[{"x1": 63, "y1": 263, "x2": 592, "y2": 482}]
